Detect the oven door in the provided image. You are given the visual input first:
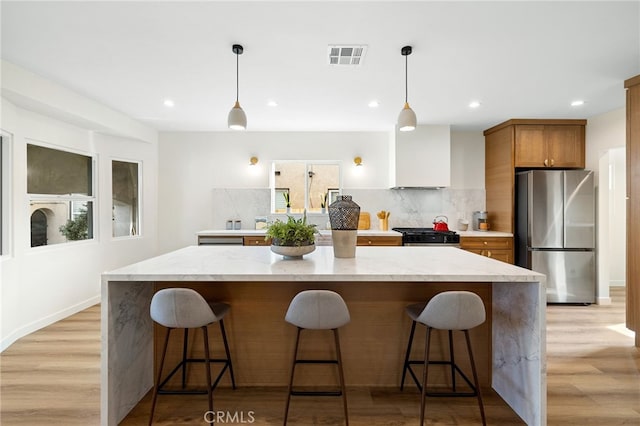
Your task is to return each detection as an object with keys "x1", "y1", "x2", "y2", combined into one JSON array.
[{"x1": 404, "y1": 242, "x2": 461, "y2": 248}]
